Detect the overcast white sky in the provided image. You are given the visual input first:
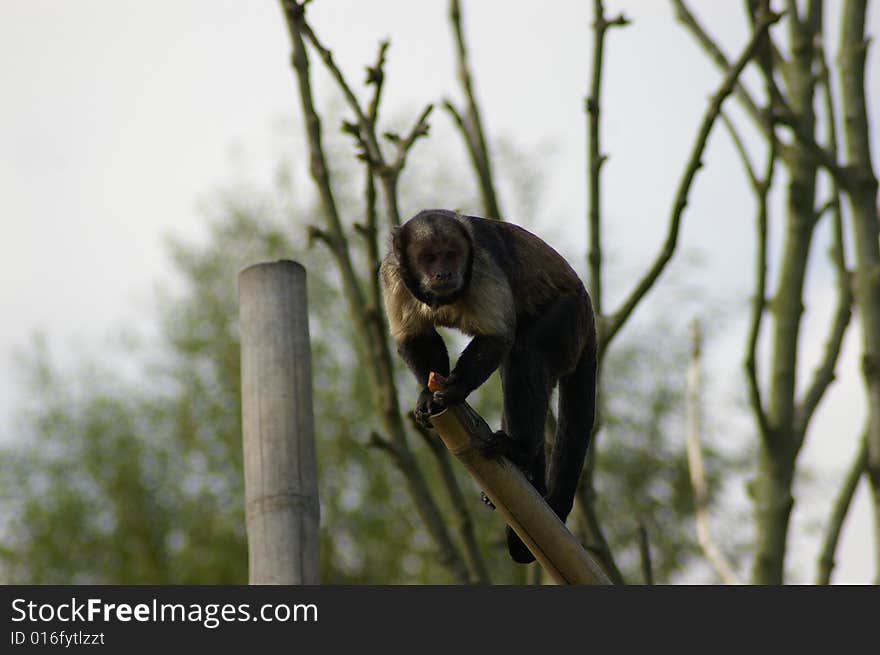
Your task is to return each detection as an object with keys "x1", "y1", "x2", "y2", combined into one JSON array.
[{"x1": 0, "y1": 1, "x2": 877, "y2": 583}]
